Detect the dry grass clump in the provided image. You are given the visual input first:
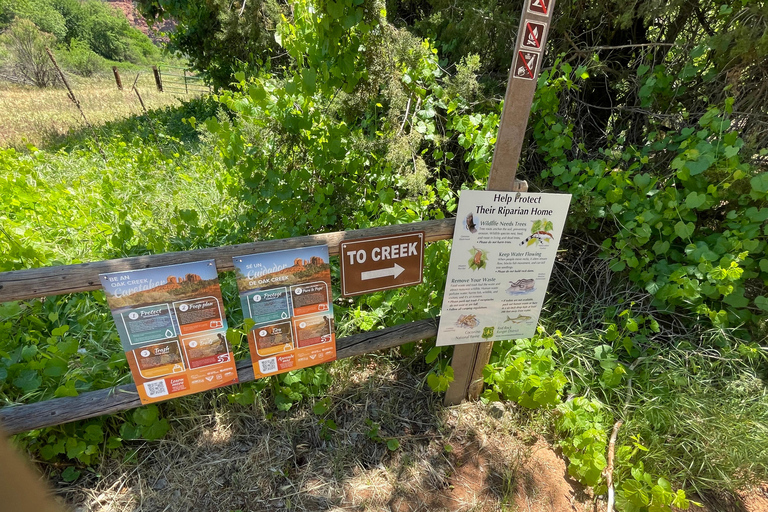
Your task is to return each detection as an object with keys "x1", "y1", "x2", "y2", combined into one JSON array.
[
  {"x1": 0, "y1": 73, "x2": 185, "y2": 149},
  {"x1": 51, "y1": 354, "x2": 594, "y2": 512}
]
